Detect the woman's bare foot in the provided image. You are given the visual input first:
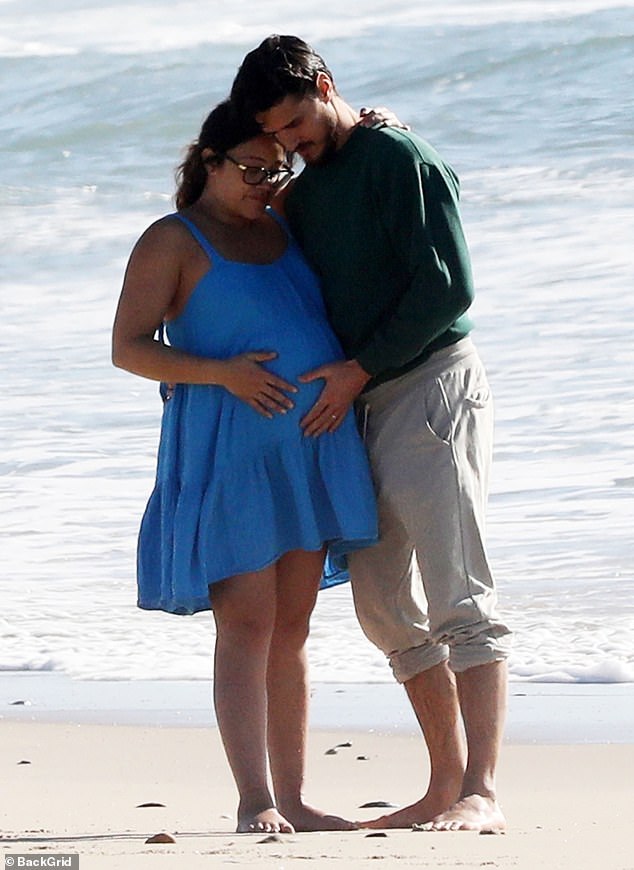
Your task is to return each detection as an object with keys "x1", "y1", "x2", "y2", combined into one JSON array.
[
  {"x1": 412, "y1": 794, "x2": 506, "y2": 833},
  {"x1": 279, "y1": 800, "x2": 356, "y2": 832},
  {"x1": 236, "y1": 806, "x2": 295, "y2": 834}
]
